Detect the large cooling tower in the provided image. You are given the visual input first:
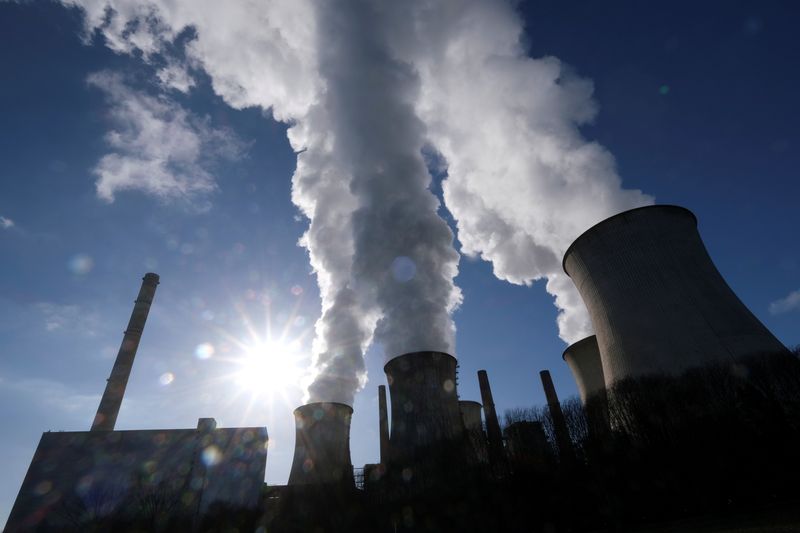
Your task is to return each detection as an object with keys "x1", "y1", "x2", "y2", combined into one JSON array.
[
  {"x1": 288, "y1": 402, "x2": 354, "y2": 486},
  {"x1": 563, "y1": 205, "x2": 788, "y2": 386},
  {"x1": 384, "y1": 351, "x2": 466, "y2": 467},
  {"x1": 563, "y1": 335, "x2": 605, "y2": 405}
]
